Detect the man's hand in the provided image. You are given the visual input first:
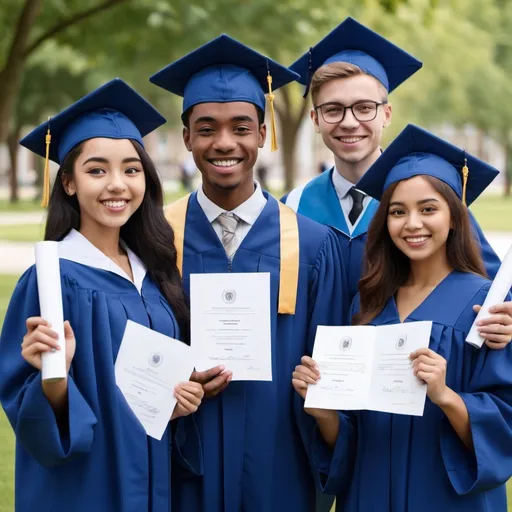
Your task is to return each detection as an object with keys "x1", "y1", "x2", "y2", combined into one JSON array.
[{"x1": 191, "y1": 365, "x2": 233, "y2": 398}]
